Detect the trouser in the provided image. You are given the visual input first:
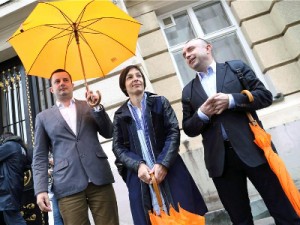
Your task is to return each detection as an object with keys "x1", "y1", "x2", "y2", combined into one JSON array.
[
  {"x1": 58, "y1": 183, "x2": 119, "y2": 225},
  {"x1": 213, "y1": 141, "x2": 300, "y2": 225},
  {"x1": 0, "y1": 210, "x2": 27, "y2": 225}
]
